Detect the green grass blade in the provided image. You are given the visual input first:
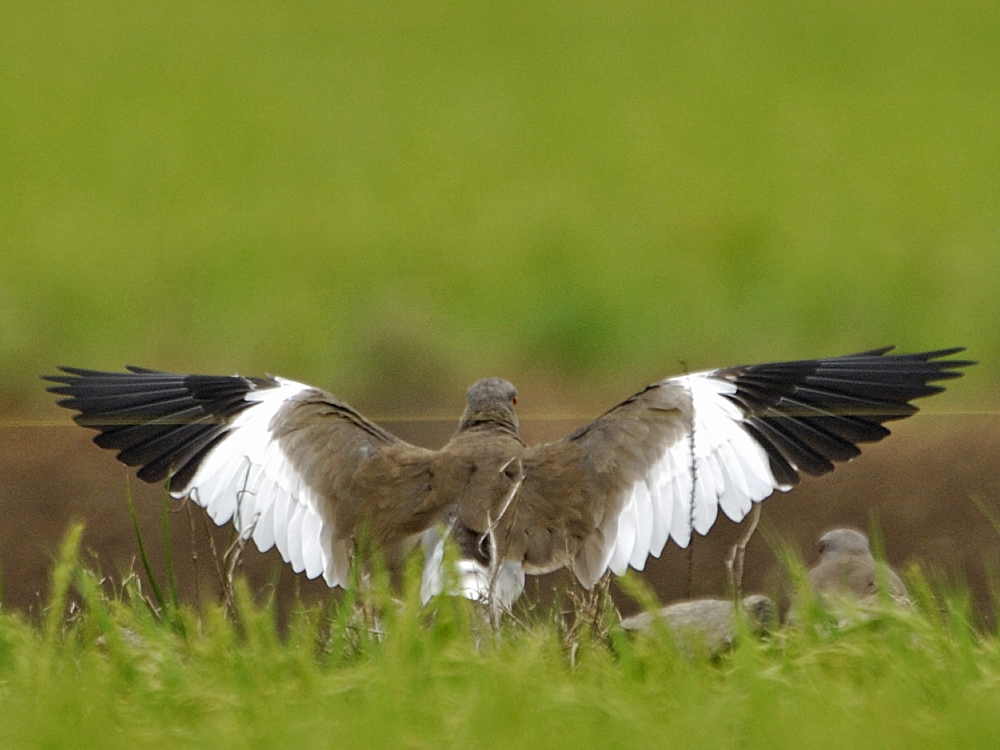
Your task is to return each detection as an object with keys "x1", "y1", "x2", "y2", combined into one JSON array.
[
  {"x1": 161, "y1": 478, "x2": 180, "y2": 616},
  {"x1": 125, "y1": 476, "x2": 166, "y2": 617},
  {"x1": 44, "y1": 522, "x2": 83, "y2": 647}
]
